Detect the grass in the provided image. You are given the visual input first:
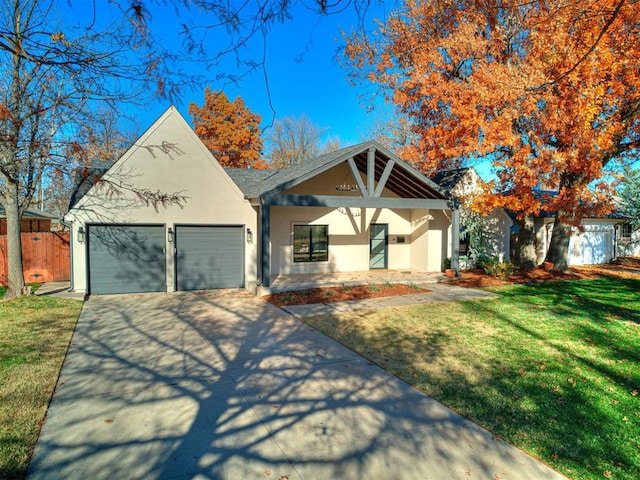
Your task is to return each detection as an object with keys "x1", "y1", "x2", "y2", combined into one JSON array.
[
  {"x1": 0, "y1": 293, "x2": 83, "y2": 480},
  {"x1": 302, "y1": 277, "x2": 640, "y2": 480}
]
